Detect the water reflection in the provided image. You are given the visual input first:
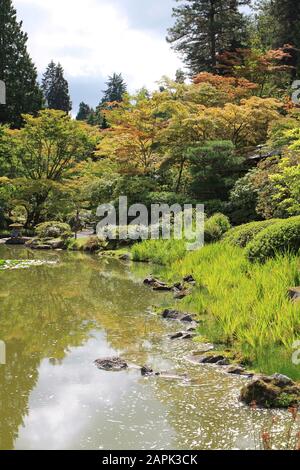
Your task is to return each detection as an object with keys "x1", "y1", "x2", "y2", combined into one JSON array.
[{"x1": 0, "y1": 247, "x2": 291, "y2": 450}]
